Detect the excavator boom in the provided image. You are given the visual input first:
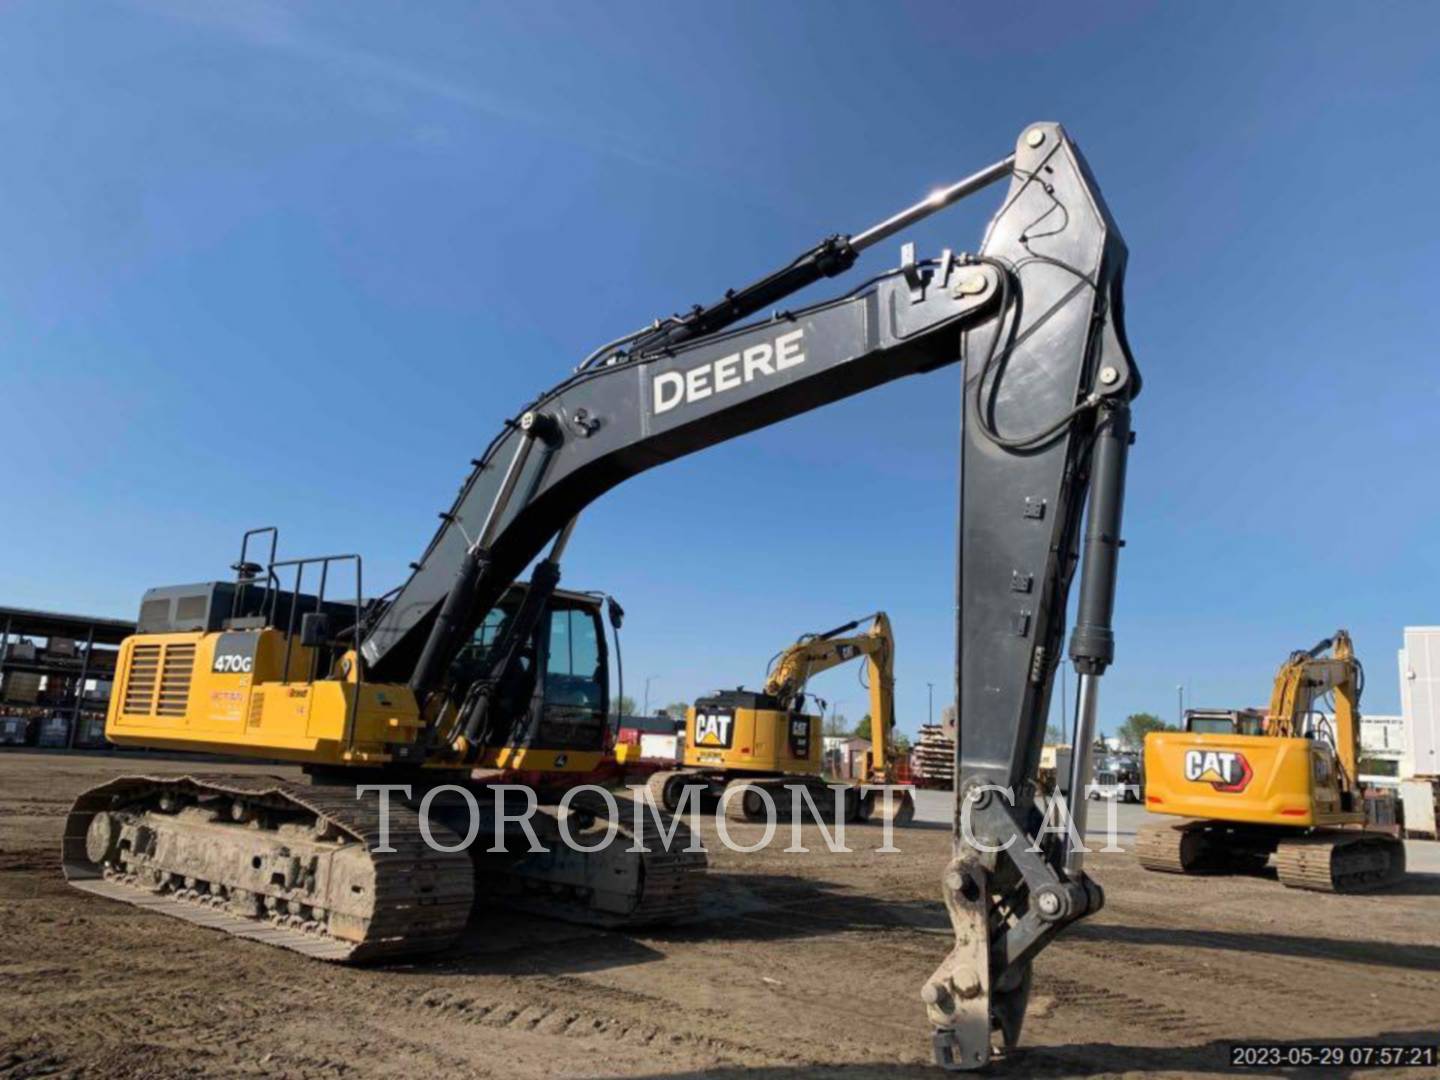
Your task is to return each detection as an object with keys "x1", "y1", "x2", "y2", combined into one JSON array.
[
  {"x1": 763, "y1": 612, "x2": 898, "y2": 783},
  {"x1": 1266, "y1": 631, "x2": 1362, "y2": 784},
  {"x1": 764, "y1": 613, "x2": 891, "y2": 707},
  {"x1": 357, "y1": 122, "x2": 1138, "y2": 1067}
]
